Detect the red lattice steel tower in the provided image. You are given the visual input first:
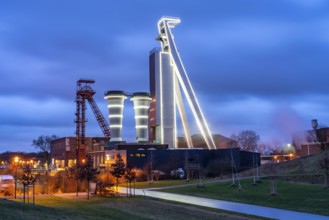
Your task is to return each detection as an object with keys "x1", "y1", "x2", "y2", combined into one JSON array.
[{"x1": 75, "y1": 79, "x2": 111, "y2": 165}]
